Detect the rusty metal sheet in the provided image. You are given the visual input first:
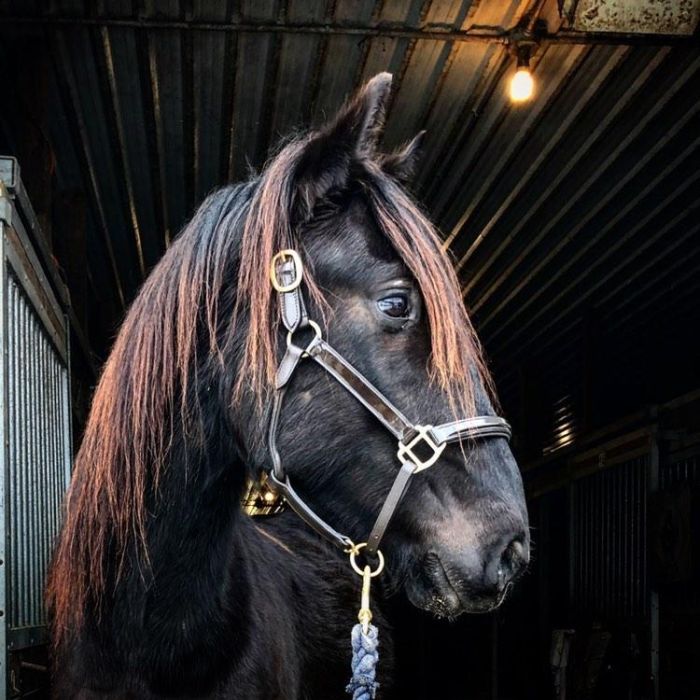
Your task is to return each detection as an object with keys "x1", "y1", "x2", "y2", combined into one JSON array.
[{"x1": 567, "y1": 0, "x2": 700, "y2": 35}]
